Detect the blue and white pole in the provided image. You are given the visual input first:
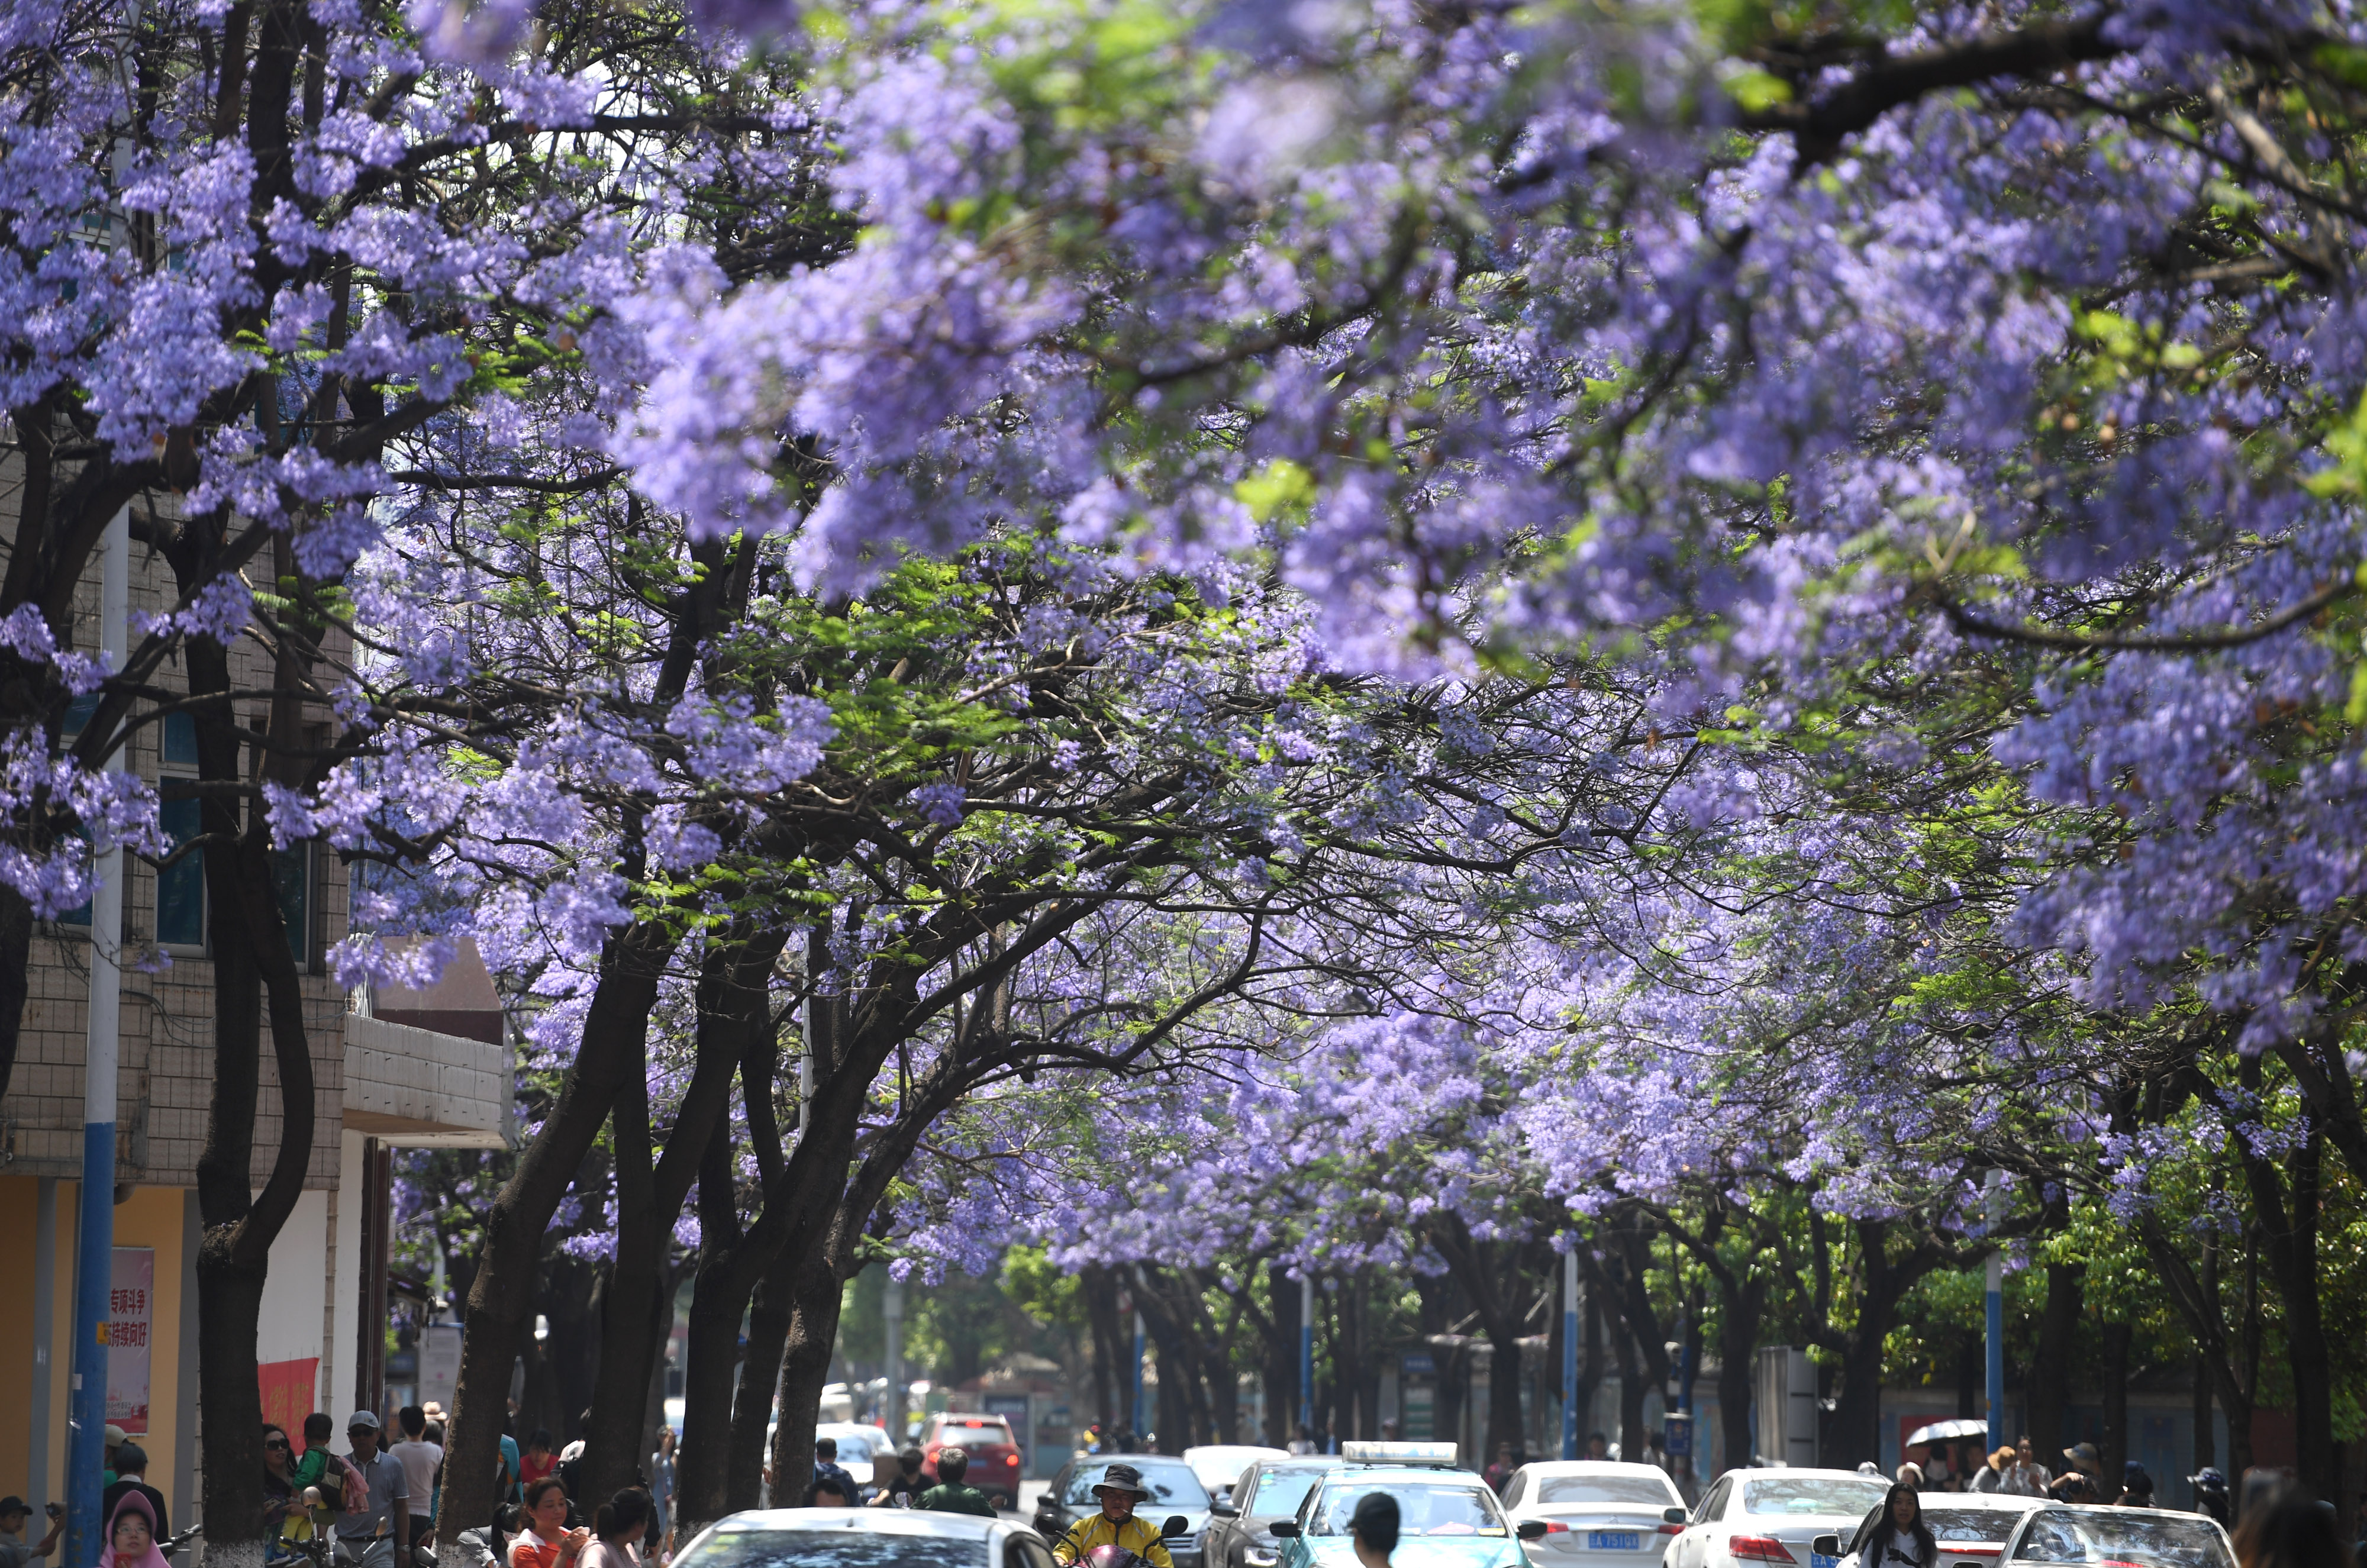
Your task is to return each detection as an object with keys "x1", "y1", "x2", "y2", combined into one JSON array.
[
  {"x1": 1561, "y1": 1246, "x2": 1579, "y2": 1460},
  {"x1": 1985, "y1": 1170, "x2": 2006, "y2": 1447},
  {"x1": 66, "y1": 508, "x2": 128, "y2": 1568}
]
